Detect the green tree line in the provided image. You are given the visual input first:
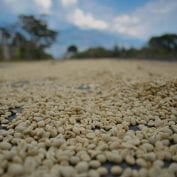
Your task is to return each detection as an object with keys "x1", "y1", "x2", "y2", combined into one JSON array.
[
  {"x1": 0, "y1": 15, "x2": 58, "y2": 61},
  {"x1": 70, "y1": 34, "x2": 177, "y2": 60},
  {"x1": 1, "y1": 15, "x2": 177, "y2": 61}
]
